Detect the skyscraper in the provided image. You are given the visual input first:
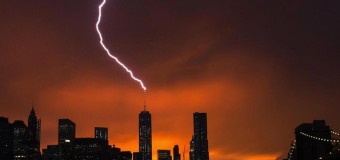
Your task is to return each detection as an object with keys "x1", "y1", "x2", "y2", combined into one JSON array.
[
  {"x1": 139, "y1": 109, "x2": 152, "y2": 160},
  {"x1": 295, "y1": 120, "x2": 332, "y2": 160},
  {"x1": 12, "y1": 120, "x2": 29, "y2": 160},
  {"x1": 190, "y1": 112, "x2": 209, "y2": 160},
  {"x1": 173, "y1": 145, "x2": 180, "y2": 160},
  {"x1": 27, "y1": 107, "x2": 41, "y2": 159},
  {"x1": 58, "y1": 119, "x2": 76, "y2": 160}
]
